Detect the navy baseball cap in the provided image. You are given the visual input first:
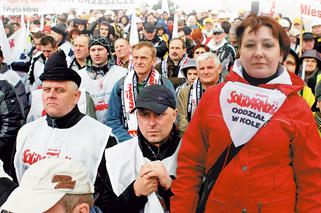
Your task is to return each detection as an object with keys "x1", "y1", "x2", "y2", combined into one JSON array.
[{"x1": 131, "y1": 85, "x2": 176, "y2": 114}]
